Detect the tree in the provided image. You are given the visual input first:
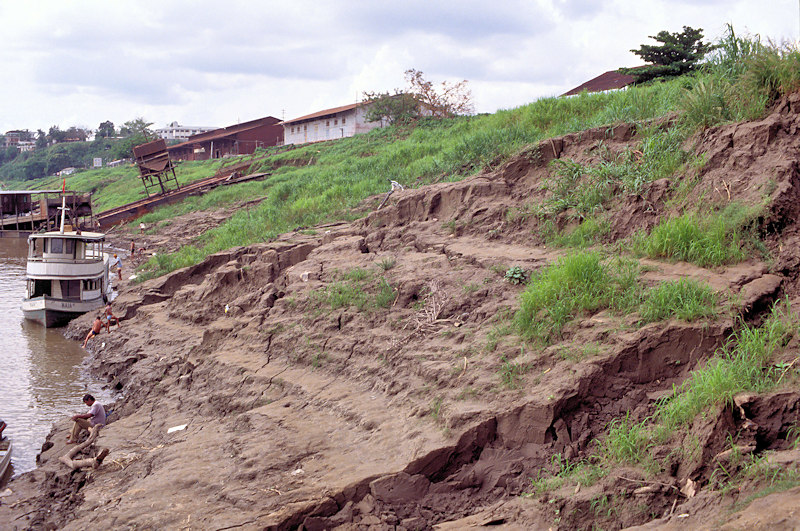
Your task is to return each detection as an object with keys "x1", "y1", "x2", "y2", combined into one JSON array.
[
  {"x1": 47, "y1": 126, "x2": 67, "y2": 144},
  {"x1": 621, "y1": 26, "x2": 715, "y2": 83},
  {"x1": 362, "y1": 90, "x2": 421, "y2": 125},
  {"x1": 120, "y1": 118, "x2": 154, "y2": 139},
  {"x1": 363, "y1": 69, "x2": 474, "y2": 124},
  {"x1": 96, "y1": 121, "x2": 116, "y2": 138},
  {"x1": 404, "y1": 69, "x2": 474, "y2": 118},
  {"x1": 35, "y1": 129, "x2": 47, "y2": 149},
  {"x1": 64, "y1": 126, "x2": 89, "y2": 142}
]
